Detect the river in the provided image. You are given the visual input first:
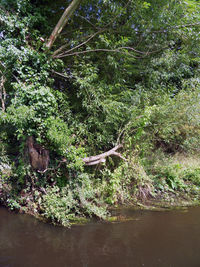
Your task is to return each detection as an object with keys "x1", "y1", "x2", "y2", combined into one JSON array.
[{"x1": 0, "y1": 206, "x2": 200, "y2": 267}]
